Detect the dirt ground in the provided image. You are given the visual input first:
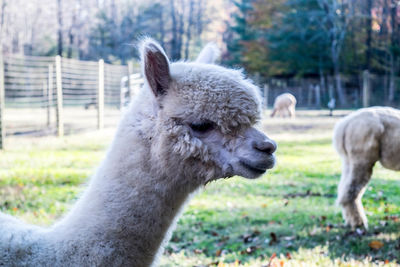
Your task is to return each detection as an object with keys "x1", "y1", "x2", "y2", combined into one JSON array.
[
  {"x1": 2, "y1": 108, "x2": 353, "y2": 146},
  {"x1": 3, "y1": 107, "x2": 122, "y2": 136},
  {"x1": 262, "y1": 109, "x2": 353, "y2": 142}
]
